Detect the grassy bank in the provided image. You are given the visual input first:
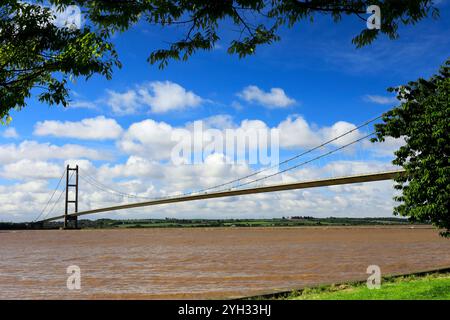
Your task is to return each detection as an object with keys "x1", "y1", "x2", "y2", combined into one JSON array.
[{"x1": 259, "y1": 271, "x2": 450, "y2": 300}]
